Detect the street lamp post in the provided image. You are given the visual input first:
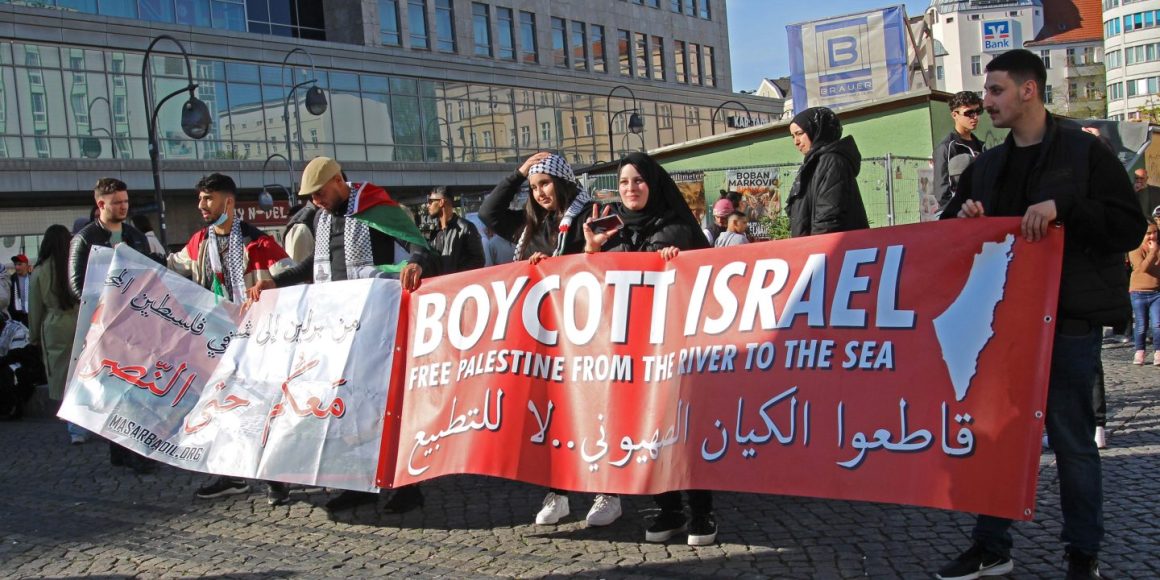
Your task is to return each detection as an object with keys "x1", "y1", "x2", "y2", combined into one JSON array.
[
  {"x1": 281, "y1": 48, "x2": 328, "y2": 171},
  {"x1": 605, "y1": 85, "x2": 644, "y2": 161},
  {"x1": 711, "y1": 100, "x2": 754, "y2": 135},
  {"x1": 142, "y1": 34, "x2": 212, "y2": 248},
  {"x1": 261, "y1": 152, "x2": 296, "y2": 210},
  {"x1": 425, "y1": 116, "x2": 455, "y2": 162},
  {"x1": 81, "y1": 96, "x2": 116, "y2": 159}
]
